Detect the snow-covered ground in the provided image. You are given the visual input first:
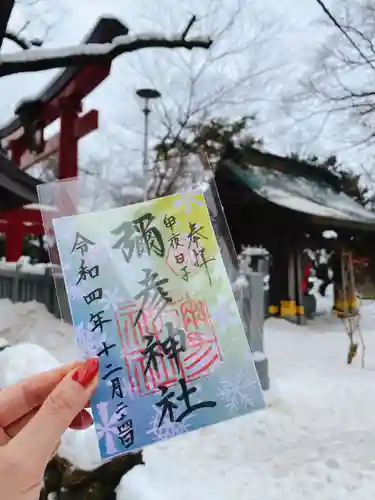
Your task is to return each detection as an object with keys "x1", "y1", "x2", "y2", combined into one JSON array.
[{"x1": 0, "y1": 287, "x2": 375, "y2": 499}]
